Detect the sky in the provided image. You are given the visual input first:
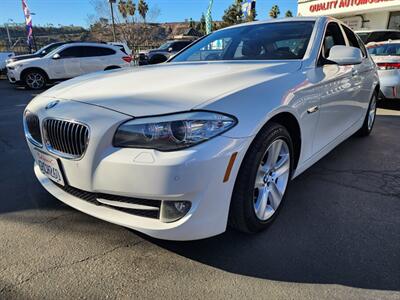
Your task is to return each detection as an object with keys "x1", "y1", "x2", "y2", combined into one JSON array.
[{"x1": 1, "y1": 0, "x2": 298, "y2": 27}]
